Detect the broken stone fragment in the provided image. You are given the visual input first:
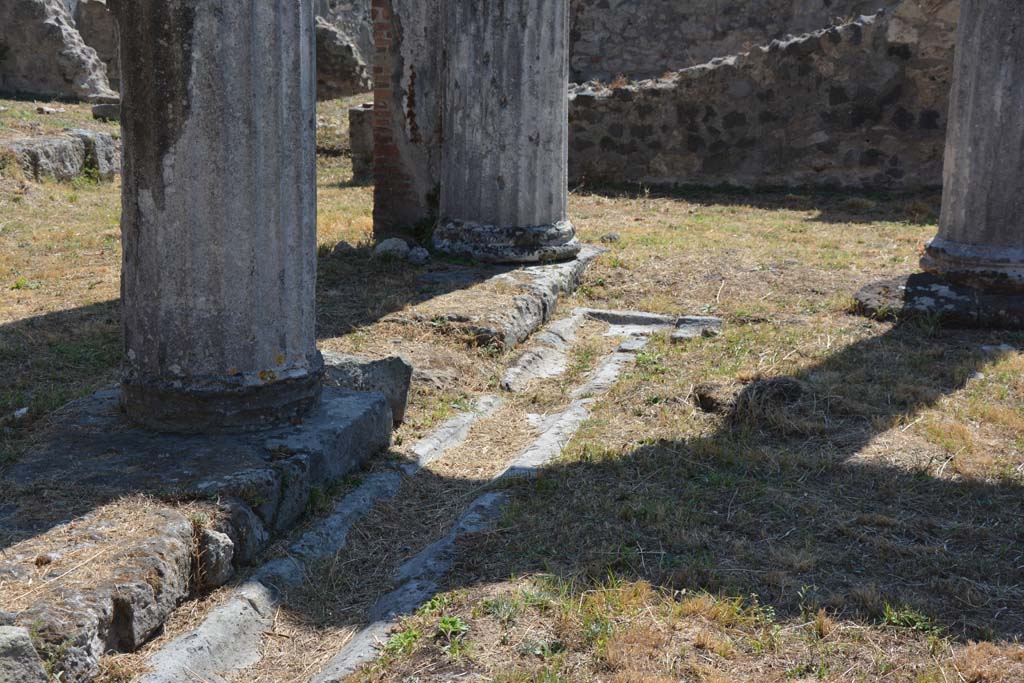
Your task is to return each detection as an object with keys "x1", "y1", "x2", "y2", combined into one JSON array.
[
  {"x1": 215, "y1": 499, "x2": 271, "y2": 567},
  {"x1": 373, "y1": 238, "x2": 411, "y2": 261},
  {"x1": 198, "y1": 529, "x2": 235, "y2": 590},
  {"x1": 315, "y1": 17, "x2": 372, "y2": 99},
  {"x1": 0, "y1": 626, "x2": 47, "y2": 683},
  {"x1": 322, "y1": 351, "x2": 413, "y2": 425},
  {"x1": 90, "y1": 103, "x2": 119, "y2": 122},
  {"x1": 408, "y1": 247, "x2": 431, "y2": 266},
  {"x1": 0, "y1": 0, "x2": 116, "y2": 101}
]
